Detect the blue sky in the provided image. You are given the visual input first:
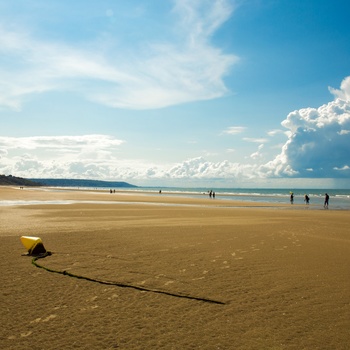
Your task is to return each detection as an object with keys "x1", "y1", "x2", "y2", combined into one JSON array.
[{"x1": 1, "y1": 0, "x2": 350, "y2": 188}]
